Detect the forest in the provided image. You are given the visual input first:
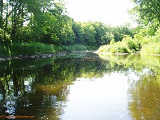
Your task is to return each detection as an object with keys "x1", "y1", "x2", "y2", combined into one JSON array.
[{"x1": 0, "y1": 0, "x2": 159, "y2": 57}]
